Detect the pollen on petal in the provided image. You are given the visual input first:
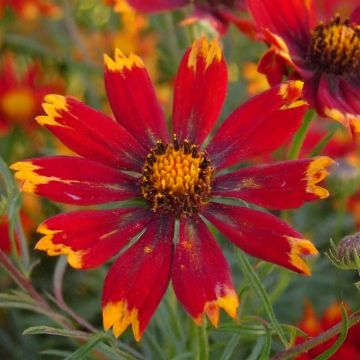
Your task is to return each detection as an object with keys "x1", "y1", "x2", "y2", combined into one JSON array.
[
  {"x1": 10, "y1": 161, "x2": 58, "y2": 193},
  {"x1": 35, "y1": 224, "x2": 84, "y2": 268},
  {"x1": 188, "y1": 37, "x2": 222, "y2": 71},
  {"x1": 278, "y1": 80, "x2": 304, "y2": 101},
  {"x1": 195, "y1": 288, "x2": 239, "y2": 327},
  {"x1": 36, "y1": 94, "x2": 68, "y2": 127},
  {"x1": 286, "y1": 236, "x2": 318, "y2": 276},
  {"x1": 103, "y1": 301, "x2": 141, "y2": 341},
  {"x1": 104, "y1": 48, "x2": 144, "y2": 73},
  {"x1": 305, "y1": 156, "x2": 335, "y2": 199}
]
